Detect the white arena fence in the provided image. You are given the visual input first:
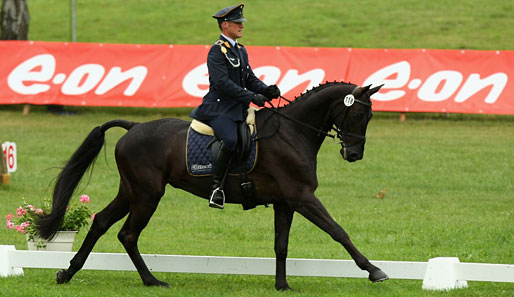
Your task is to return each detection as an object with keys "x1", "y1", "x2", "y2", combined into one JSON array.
[{"x1": 1, "y1": 245, "x2": 513, "y2": 291}]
